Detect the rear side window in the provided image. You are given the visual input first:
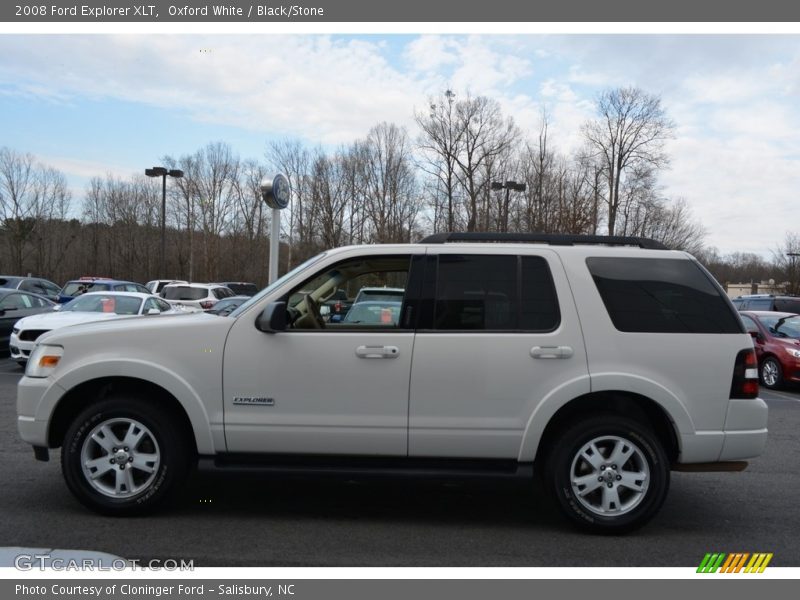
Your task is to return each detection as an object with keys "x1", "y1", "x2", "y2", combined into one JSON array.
[
  {"x1": 747, "y1": 299, "x2": 773, "y2": 310},
  {"x1": 433, "y1": 254, "x2": 559, "y2": 331},
  {"x1": 587, "y1": 257, "x2": 743, "y2": 334}
]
